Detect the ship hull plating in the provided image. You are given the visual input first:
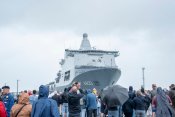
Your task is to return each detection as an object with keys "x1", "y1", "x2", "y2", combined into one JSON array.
[{"x1": 56, "y1": 67, "x2": 121, "y2": 92}]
